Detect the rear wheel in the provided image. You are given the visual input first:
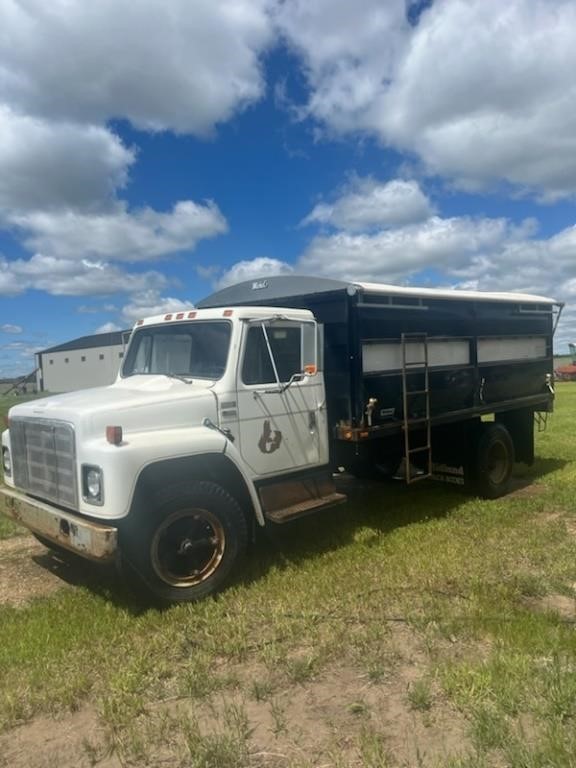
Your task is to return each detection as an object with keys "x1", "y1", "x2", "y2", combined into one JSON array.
[
  {"x1": 121, "y1": 481, "x2": 248, "y2": 604},
  {"x1": 470, "y1": 422, "x2": 515, "y2": 499}
]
